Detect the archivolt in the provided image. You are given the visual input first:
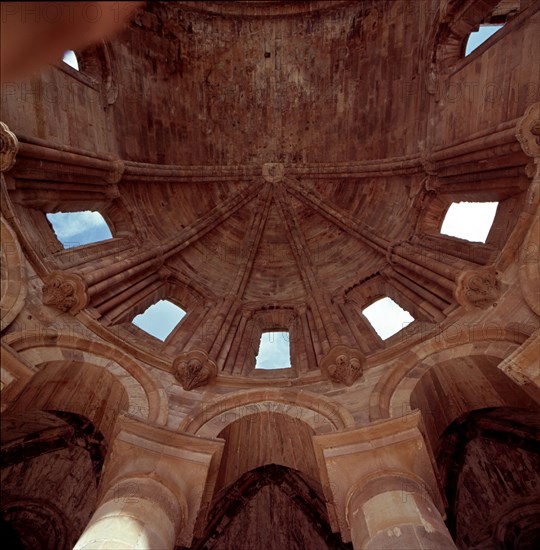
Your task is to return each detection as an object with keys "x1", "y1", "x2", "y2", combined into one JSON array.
[
  {"x1": 369, "y1": 325, "x2": 531, "y2": 421},
  {"x1": 180, "y1": 388, "x2": 355, "y2": 437},
  {"x1": 3, "y1": 331, "x2": 168, "y2": 426}
]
